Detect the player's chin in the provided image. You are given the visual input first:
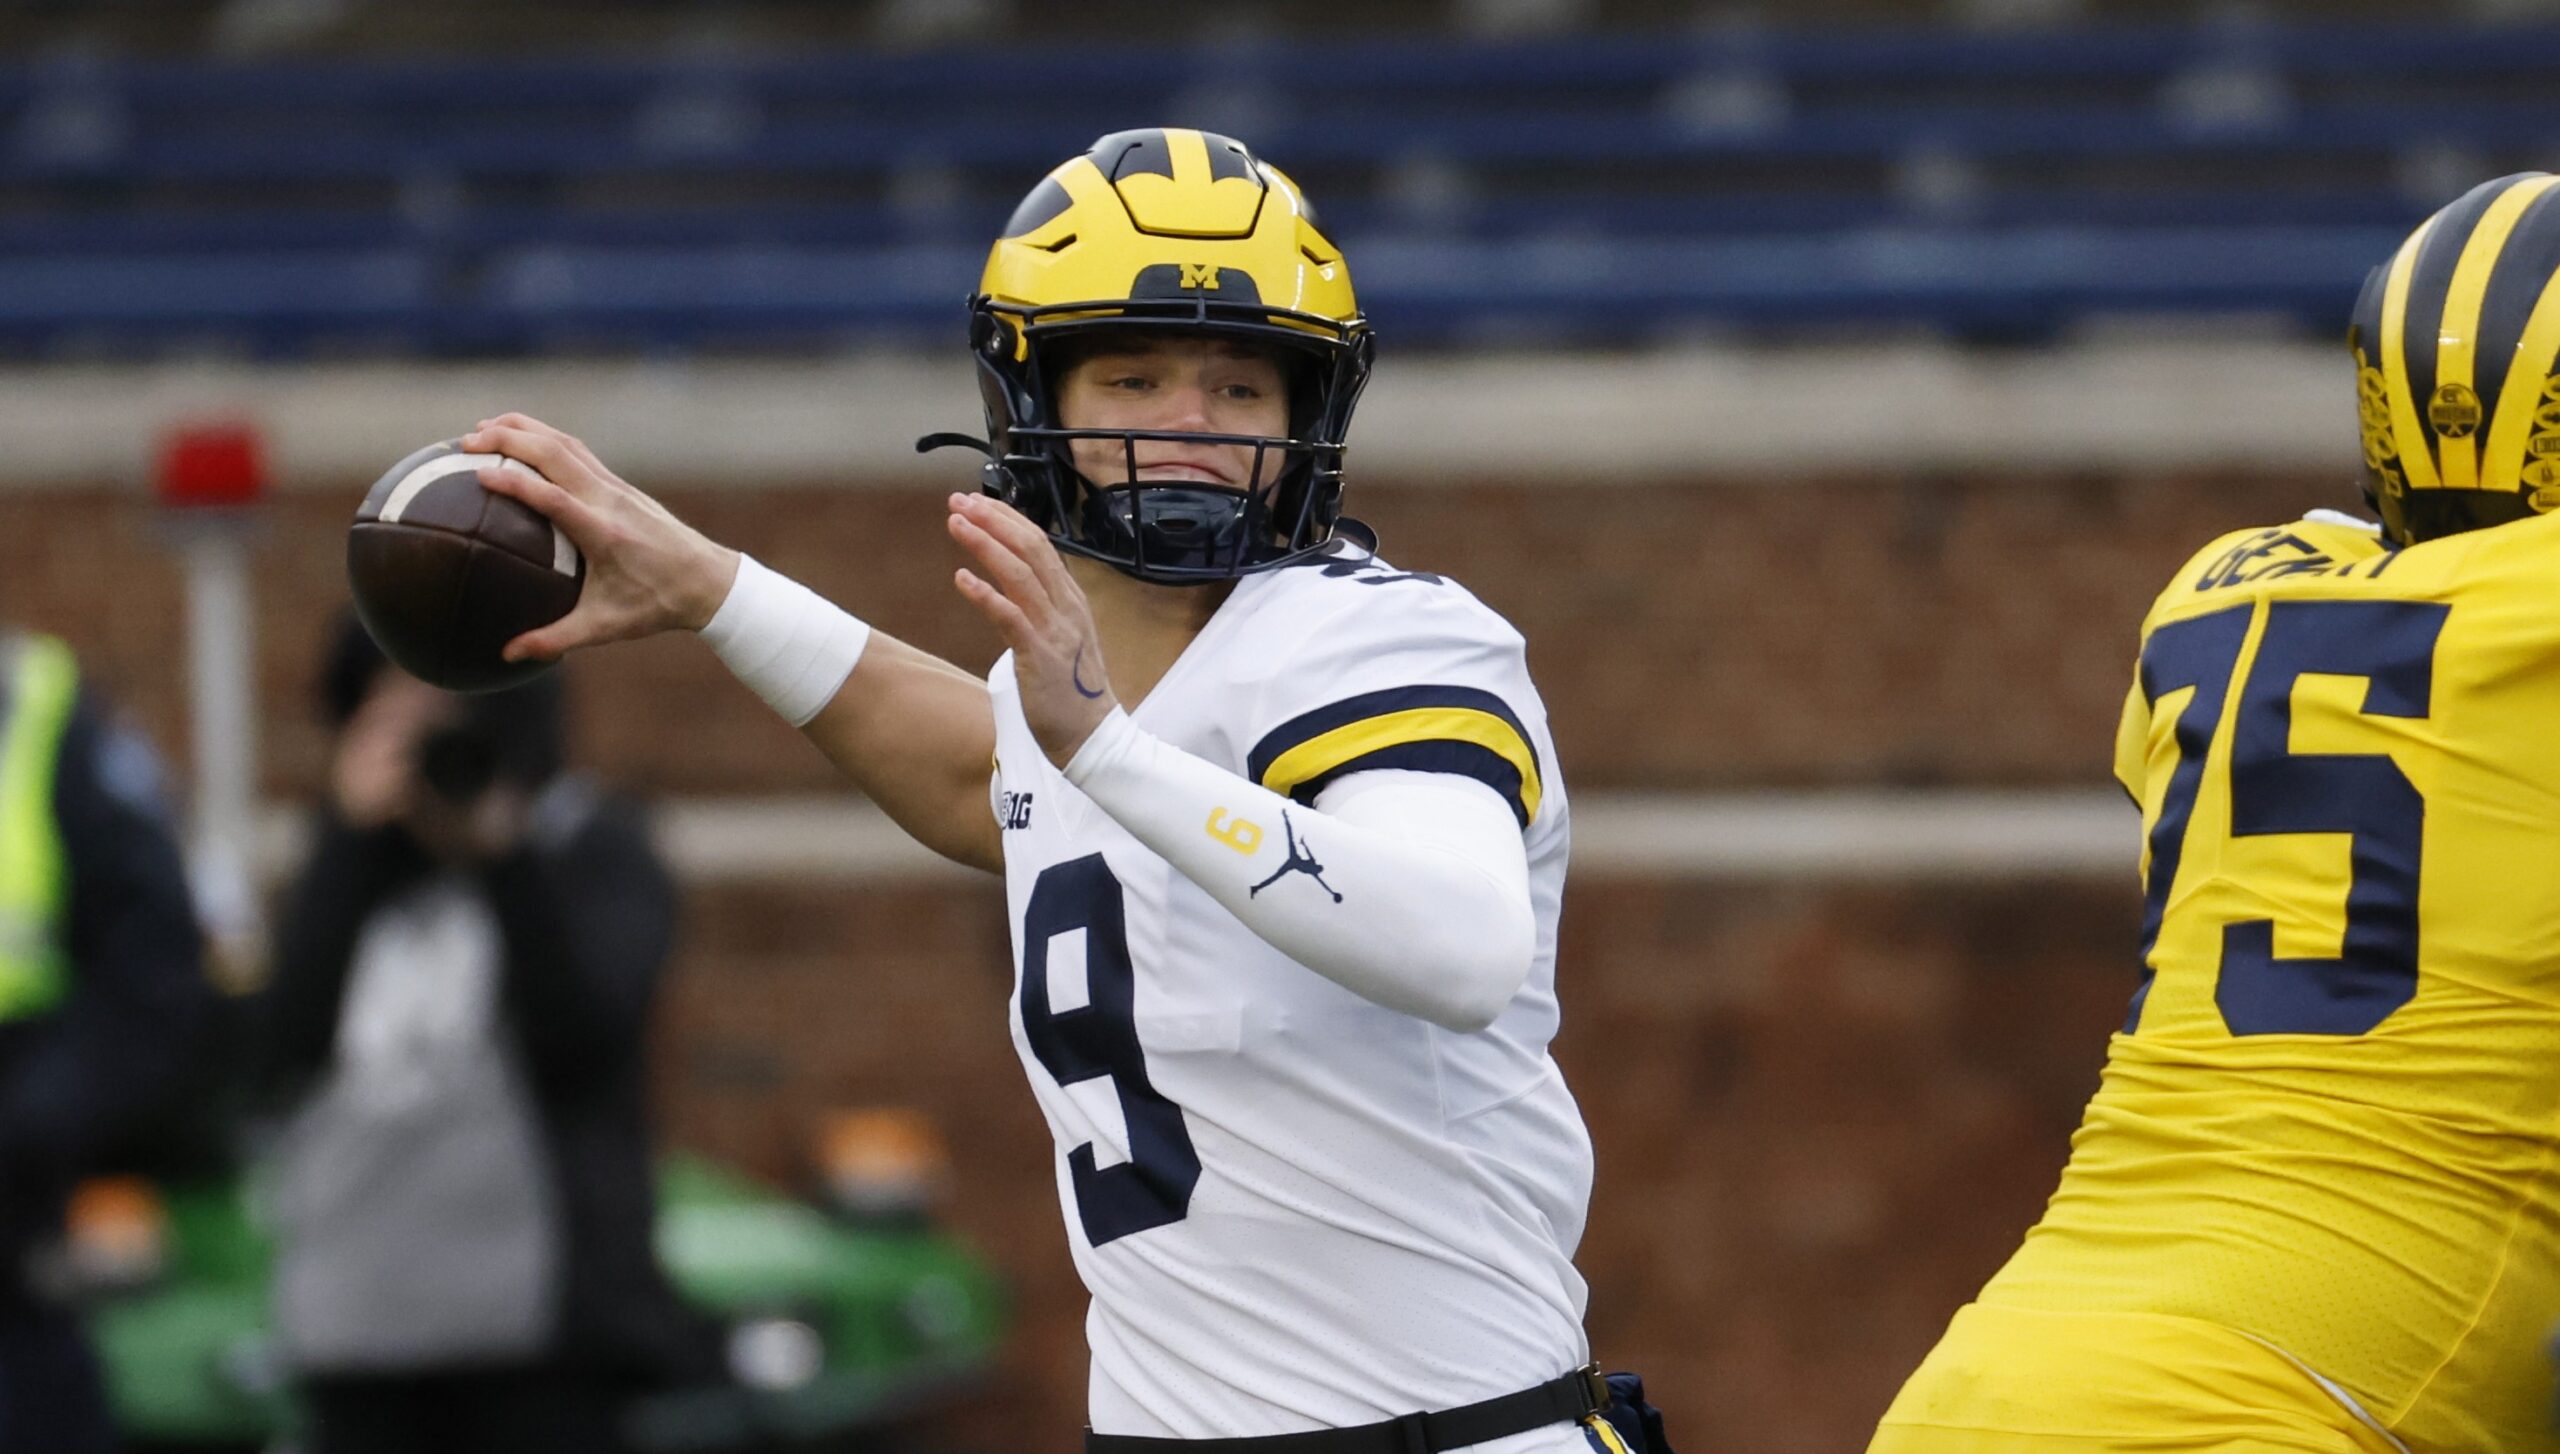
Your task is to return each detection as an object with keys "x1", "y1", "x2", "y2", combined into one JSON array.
[{"x1": 1123, "y1": 471, "x2": 1241, "y2": 489}]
